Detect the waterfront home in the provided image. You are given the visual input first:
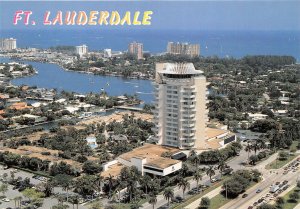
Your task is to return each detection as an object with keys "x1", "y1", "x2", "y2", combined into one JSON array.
[
  {"x1": 8, "y1": 102, "x2": 32, "y2": 111},
  {"x1": 247, "y1": 113, "x2": 268, "y2": 123},
  {"x1": 85, "y1": 135, "x2": 98, "y2": 149}
]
